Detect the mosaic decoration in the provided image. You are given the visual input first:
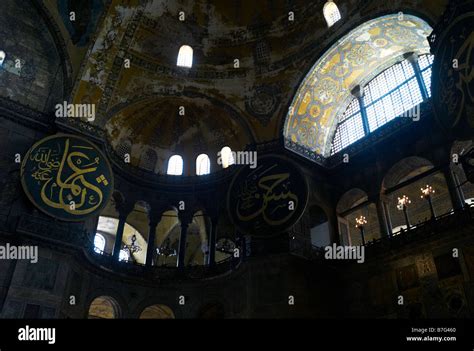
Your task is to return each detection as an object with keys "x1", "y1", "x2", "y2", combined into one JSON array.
[
  {"x1": 284, "y1": 14, "x2": 433, "y2": 158},
  {"x1": 21, "y1": 134, "x2": 113, "y2": 221},
  {"x1": 227, "y1": 155, "x2": 308, "y2": 237},
  {"x1": 245, "y1": 84, "x2": 281, "y2": 126}
]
